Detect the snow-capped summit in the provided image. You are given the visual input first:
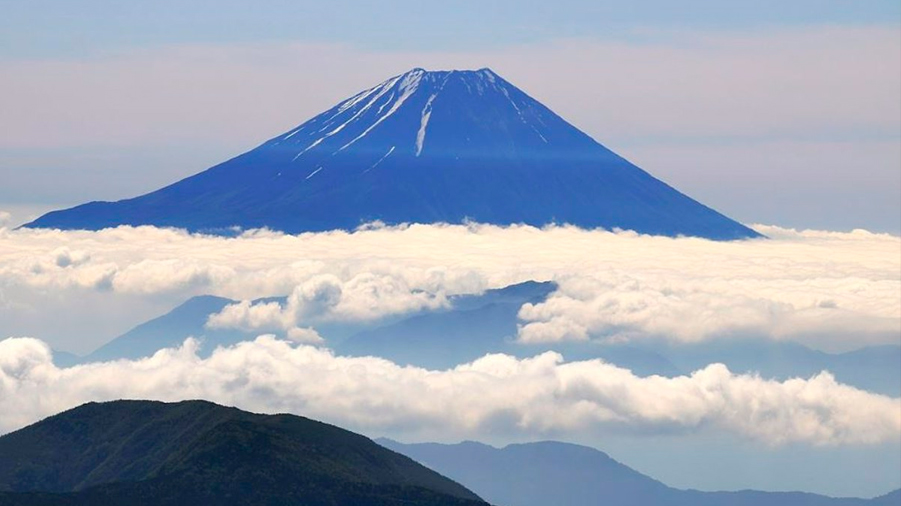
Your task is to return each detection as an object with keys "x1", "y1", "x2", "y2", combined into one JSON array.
[
  {"x1": 270, "y1": 67, "x2": 573, "y2": 161},
  {"x1": 26, "y1": 67, "x2": 760, "y2": 239}
]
